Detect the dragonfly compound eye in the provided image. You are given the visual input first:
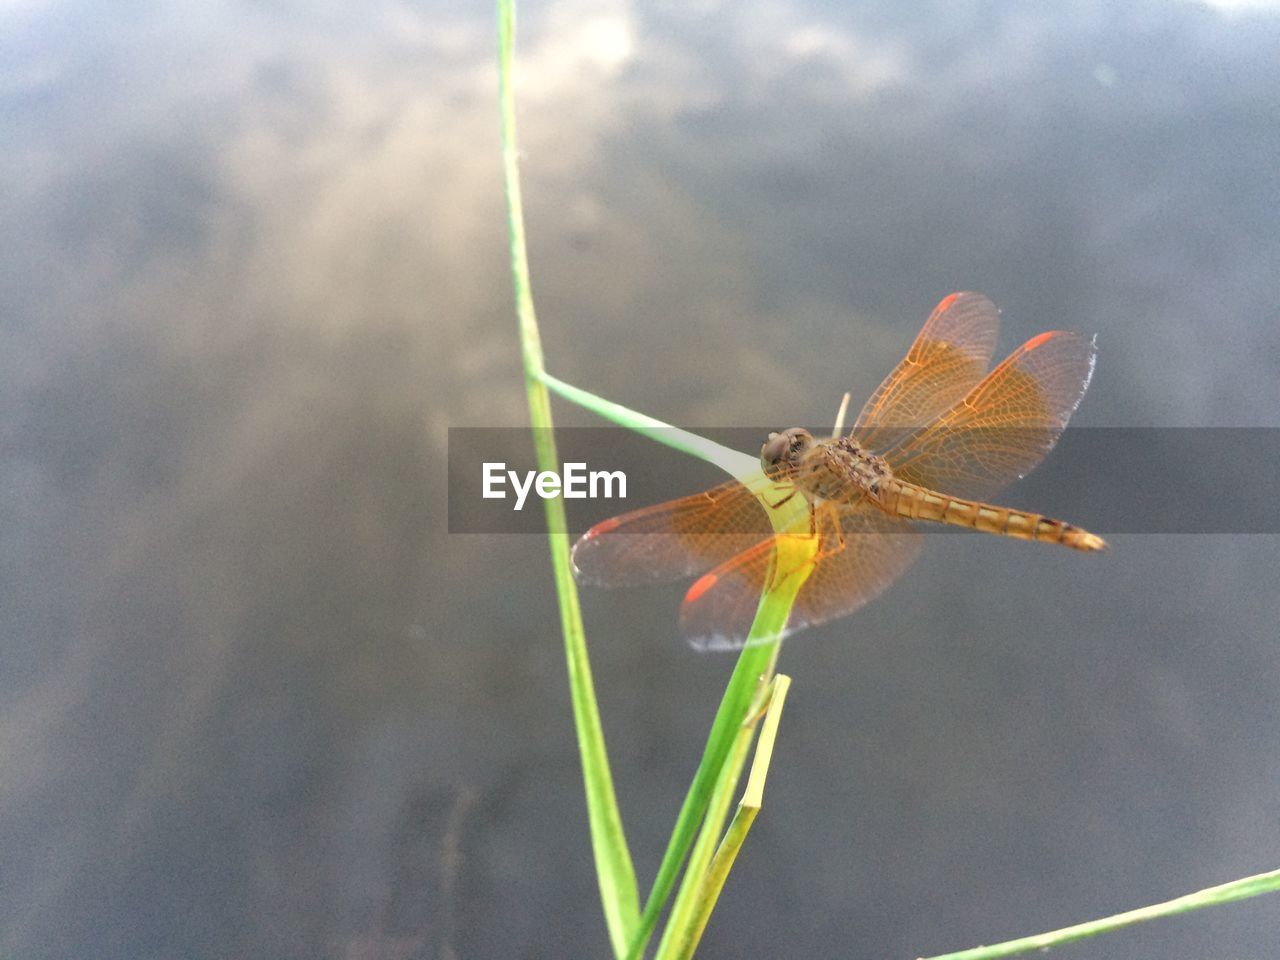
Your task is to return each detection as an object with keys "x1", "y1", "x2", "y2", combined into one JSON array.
[
  {"x1": 786, "y1": 427, "x2": 814, "y2": 457},
  {"x1": 760, "y1": 431, "x2": 789, "y2": 467}
]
